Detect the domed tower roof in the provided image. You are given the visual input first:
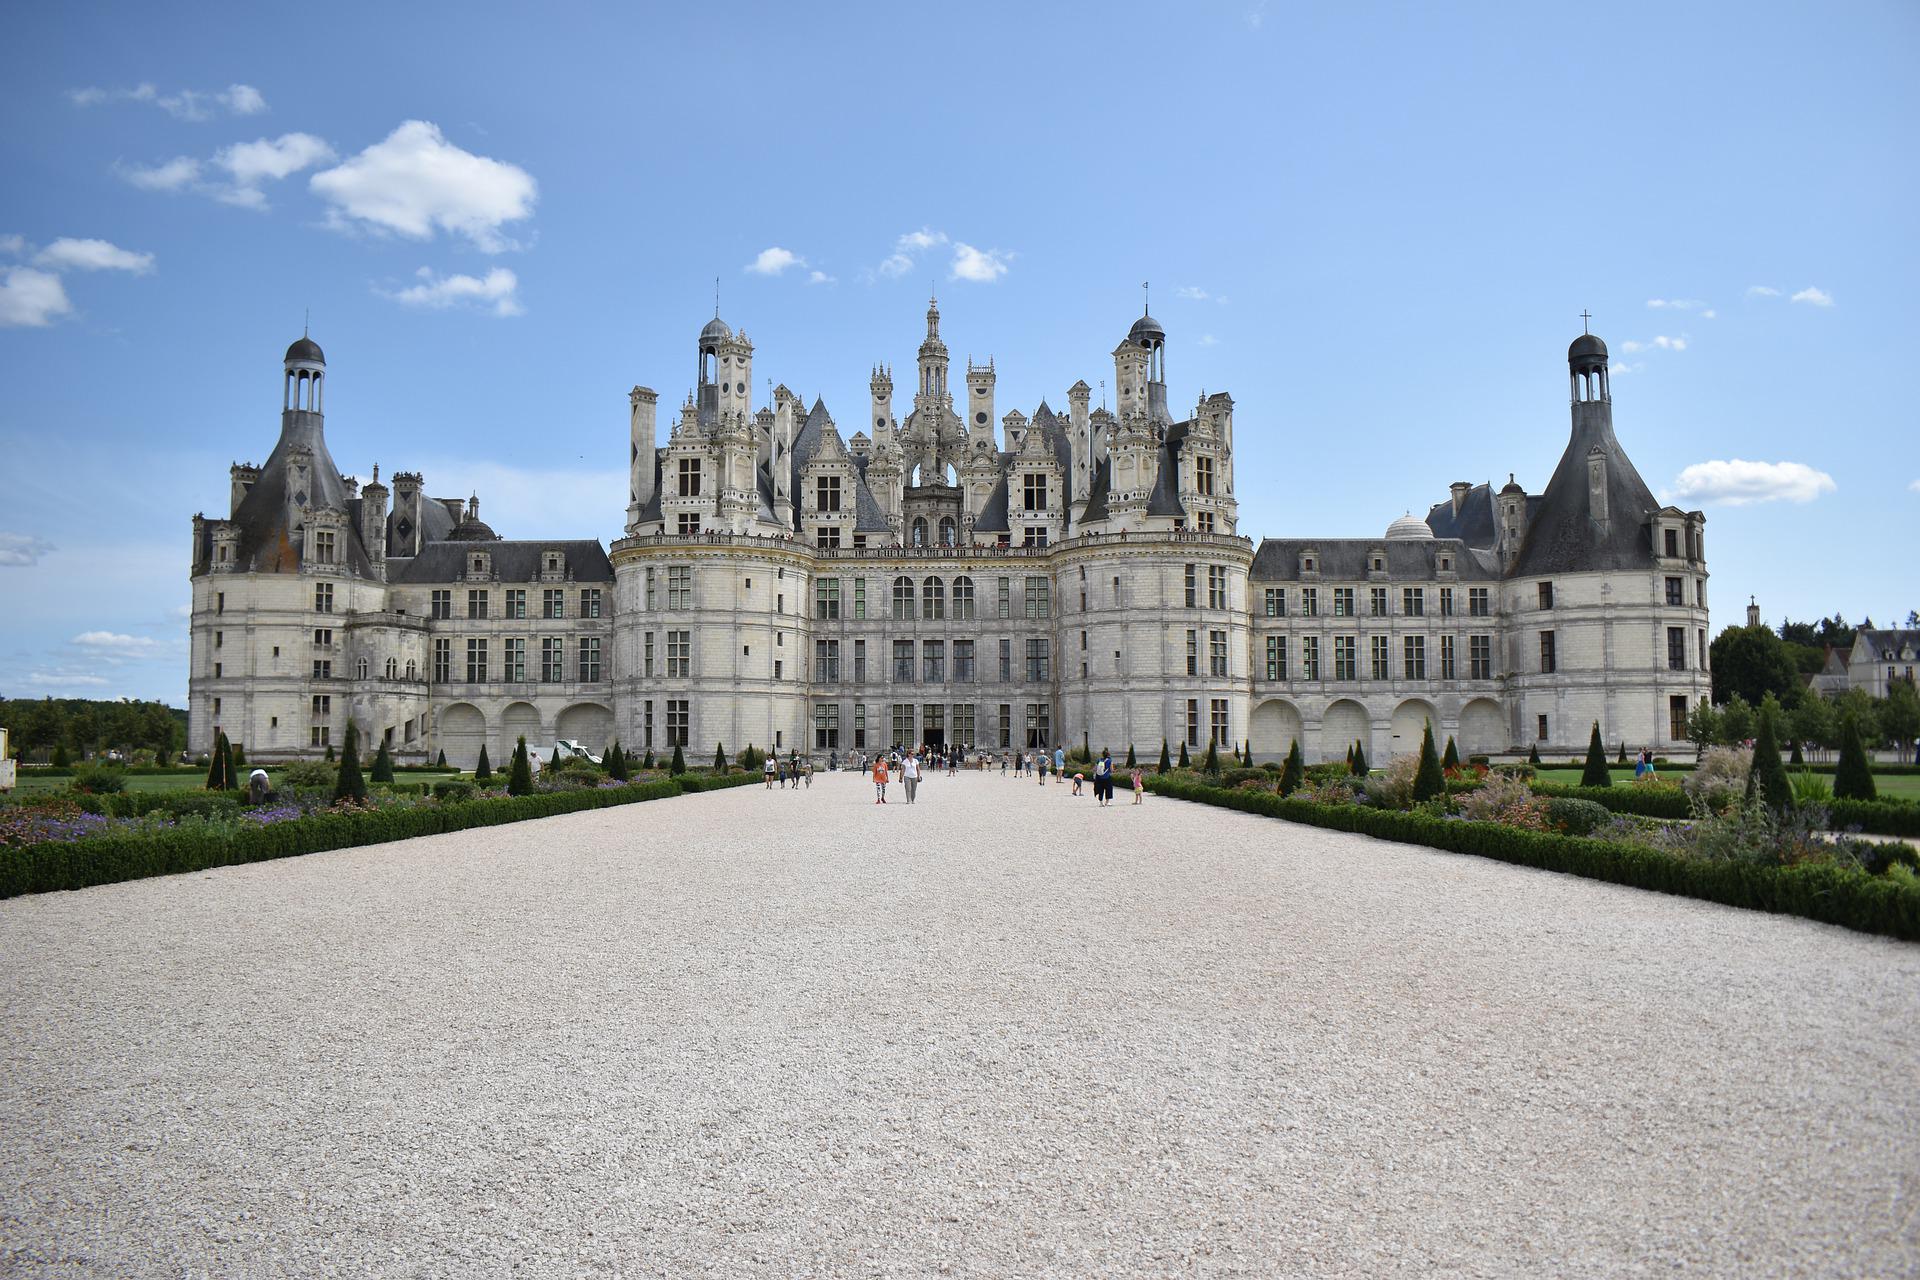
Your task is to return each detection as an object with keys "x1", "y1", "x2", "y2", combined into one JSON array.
[
  {"x1": 1568, "y1": 332, "x2": 1607, "y2": 373},
  {"x1": 1385, "y1": 513, "x2": 1435, "y2": 540},
  {"x1": 700, "y1": 315, "x2": 732, "y2": 346},
  {"x1": 1127, "y1": 312, "x2": 1166, "y2": 347},
  {"x1": 285, "y1": 335, "x2": 325, "y2": 364}
]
